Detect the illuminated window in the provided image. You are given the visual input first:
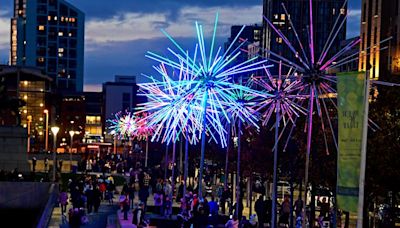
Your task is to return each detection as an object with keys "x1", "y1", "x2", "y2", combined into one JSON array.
[
  {"x1": 68, "y1": 32, "x2": 72, "y2": 37},
  {"x1": 54, "y1": 16, "x2": 58, "y2": 20},
  {"x1": 38, "y1": 57, "x2": 45, "y2": 62},
  {"x1": 333, "y1": 8, "x2": 336, "y2": 15},
  {"x1": 38, "y1": 25, "x2": 45, "y2": 31},
  {"x1": 40, "y1": 103, "x2": 44, "y2": 107},
  {"x1": 280, "y1": 14, "x2": 285, "y2": 20},
  {"x1": 23, "y1": 81, "x2": 28, "y2": 86},
  {"x1": 48, "y1": 15, "x2": 51, "y2": 21},
  {"x1": 340, "y1": 8, "x2": 346, "y2": 15},
  {"x1": 61, "y1": 16, "x2": 64, "y2": 22},
  {"x1": 274, "y1": 14, "x2": 278, "y2": 20},
  {"x1": 58, "y1": 32, "x2": 63, "y2": 36},
  {"x1": 58, "y1": 48, "x2": 64, "y2": 53},
  {"x1": 58, "y1": 53, "x2": 63, "y2": 57}
]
